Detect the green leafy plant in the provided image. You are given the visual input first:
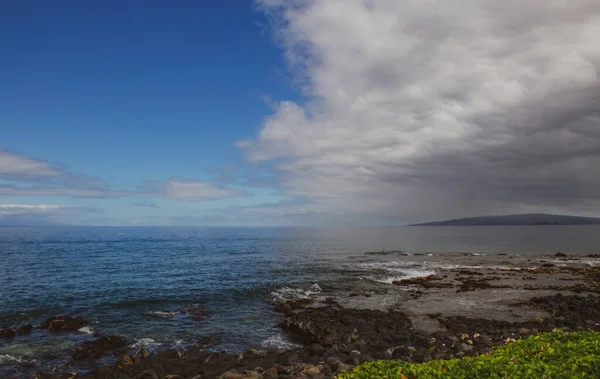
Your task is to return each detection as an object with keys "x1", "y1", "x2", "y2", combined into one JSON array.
[{"x1": 336, "y1": 331, "x2": 600, "y2": 379}]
